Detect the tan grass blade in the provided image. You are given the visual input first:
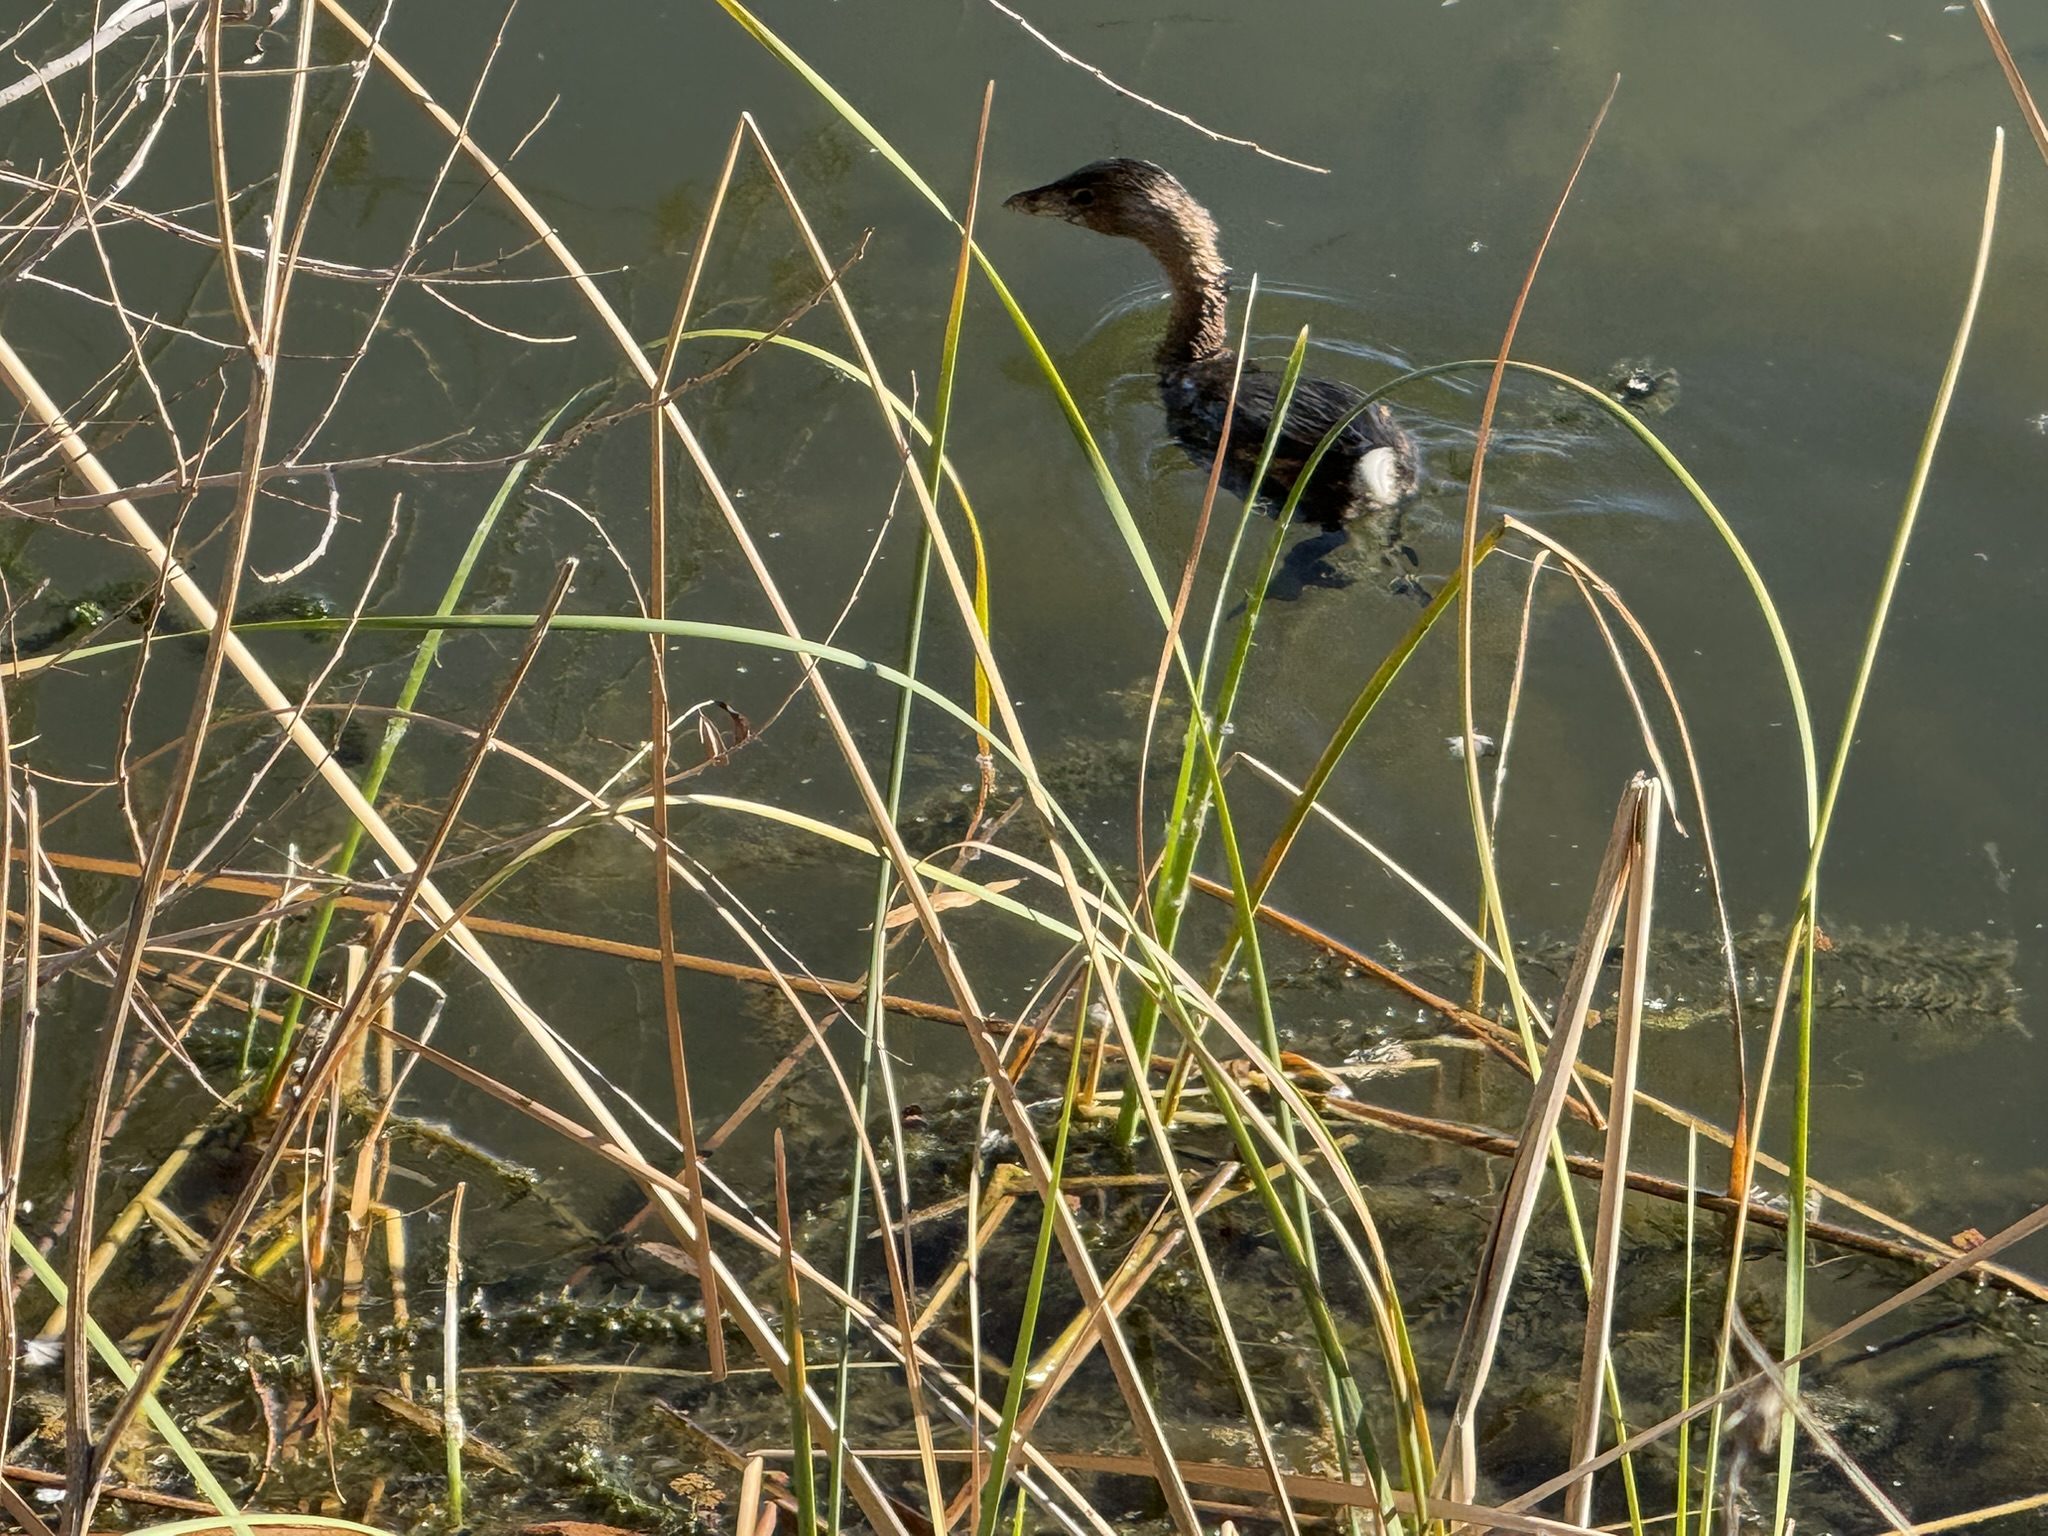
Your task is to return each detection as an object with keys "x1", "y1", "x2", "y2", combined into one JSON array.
[
  {"x1": 440, "y1": 1183, "x2": 468, "y2": 1526},
  {"x1": 1884, "y1": 1490, "x2": 2048, "y2": 1536},
  {"x1": 883, "y1": 878, "x2": 1023, "y2": 929},
  {"x1": 1469, "y1": 549, "x2": 1552, "y2": 1010},
  {"x1": 1500, "y1": 516, "x2": 1752, "y2": 1190},
  {"x1": 1566, "y1": 778, "x2": 1661, "y2": 1525},
  {"x1": 1439, "y1": 775, "x2": 1648, "y2": 1497}
]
